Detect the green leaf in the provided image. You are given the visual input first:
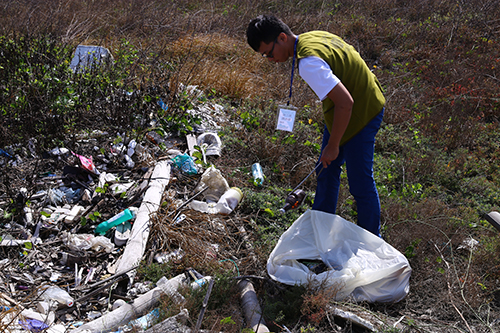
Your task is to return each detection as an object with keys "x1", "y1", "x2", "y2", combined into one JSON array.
[
  {"x1": 264, "y1": 208, "x2": 274, "y2": 217},
  {"x1": 220, "y1": 317, "x2": 236, "y2": 325},
  {"x1": 24, "y1": 242, "x2": 32, "y2": 250}
]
